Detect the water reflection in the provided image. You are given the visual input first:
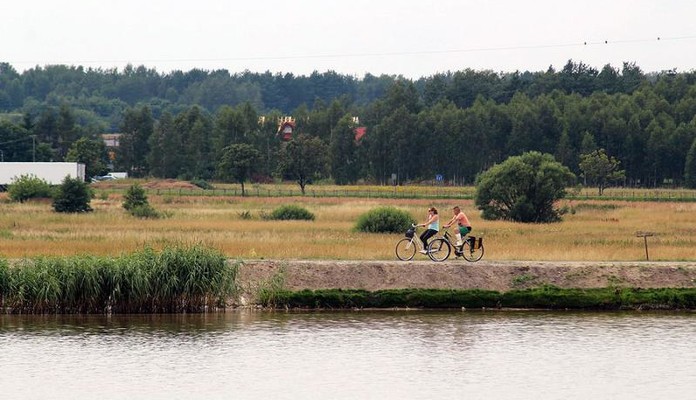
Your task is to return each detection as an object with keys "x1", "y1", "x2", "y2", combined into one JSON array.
[{"x1": 1, "y1": 311, "x2": 694, "y2": 400}]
